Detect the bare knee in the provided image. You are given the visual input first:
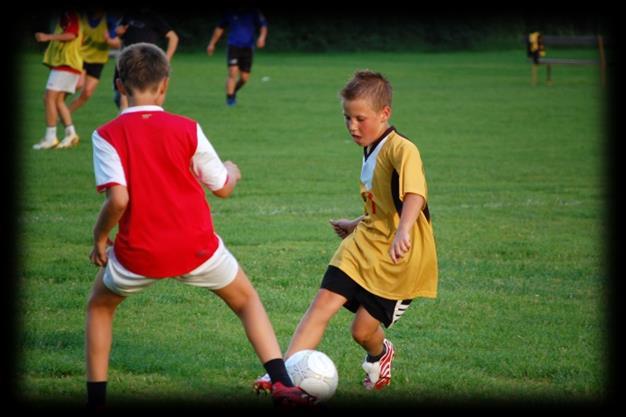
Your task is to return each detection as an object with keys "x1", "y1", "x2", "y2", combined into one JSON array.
[
  {"x1": 351, "y1": 324, "x2": 374, "y2": 346},
  {"x1": 82, "y1": 88, "x2": 95, "y2": 100}
]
